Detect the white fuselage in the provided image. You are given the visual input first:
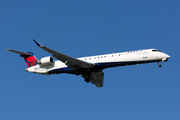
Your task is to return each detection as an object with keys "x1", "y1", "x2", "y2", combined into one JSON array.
[{"x1": 26, "y1": 49, "x2": 170, "y2": 75}]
